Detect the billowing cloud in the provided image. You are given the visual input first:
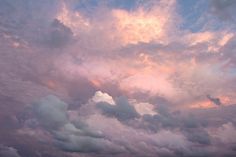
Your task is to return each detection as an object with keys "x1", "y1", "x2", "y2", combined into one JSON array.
[
  {"x1": 1, "y1": 0, "x2": 236, "y2": 157},
  {"x1": 33, "y1": 95, "x2": 69, "y2": 129},
  {"x1": 112, "y1": 0, "x2": 177, "y2": 45},
  {"x1": 25, "y1": 91, "x2": 236, "y2": 156},
  {"x1": 92, "y1": 91, "x2": 115, "y2": 105}
]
